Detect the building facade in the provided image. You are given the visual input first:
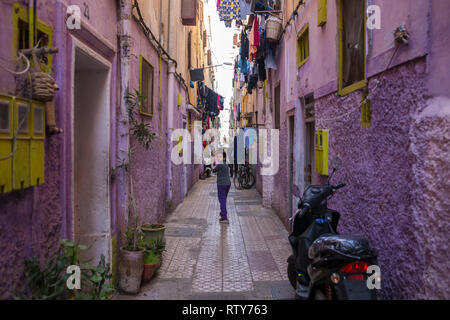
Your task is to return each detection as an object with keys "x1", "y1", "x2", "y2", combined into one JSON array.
[
  {"x1": 231, "y1": 0, "x2": 449, "y2": 299},
  {"x1": 0, "y1": 0, "x2": 211, "y2": 298}
]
